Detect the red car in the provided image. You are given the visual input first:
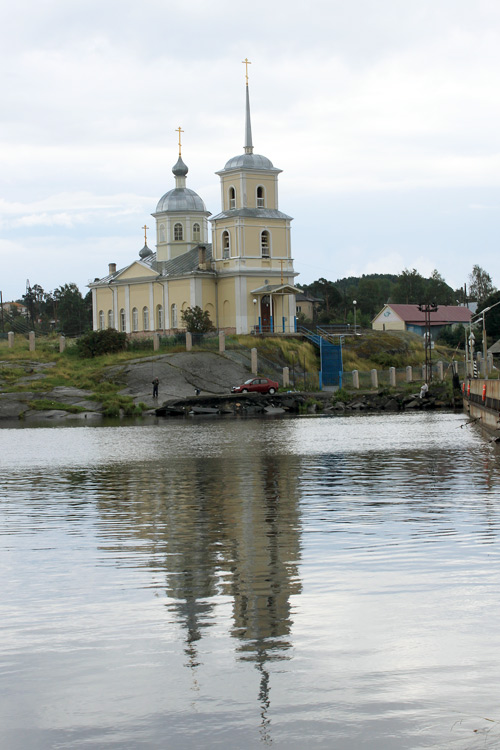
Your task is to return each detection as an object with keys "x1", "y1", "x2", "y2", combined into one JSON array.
[{"x1": 231, "y1": 377, "x2": 279, "y2": 395}]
